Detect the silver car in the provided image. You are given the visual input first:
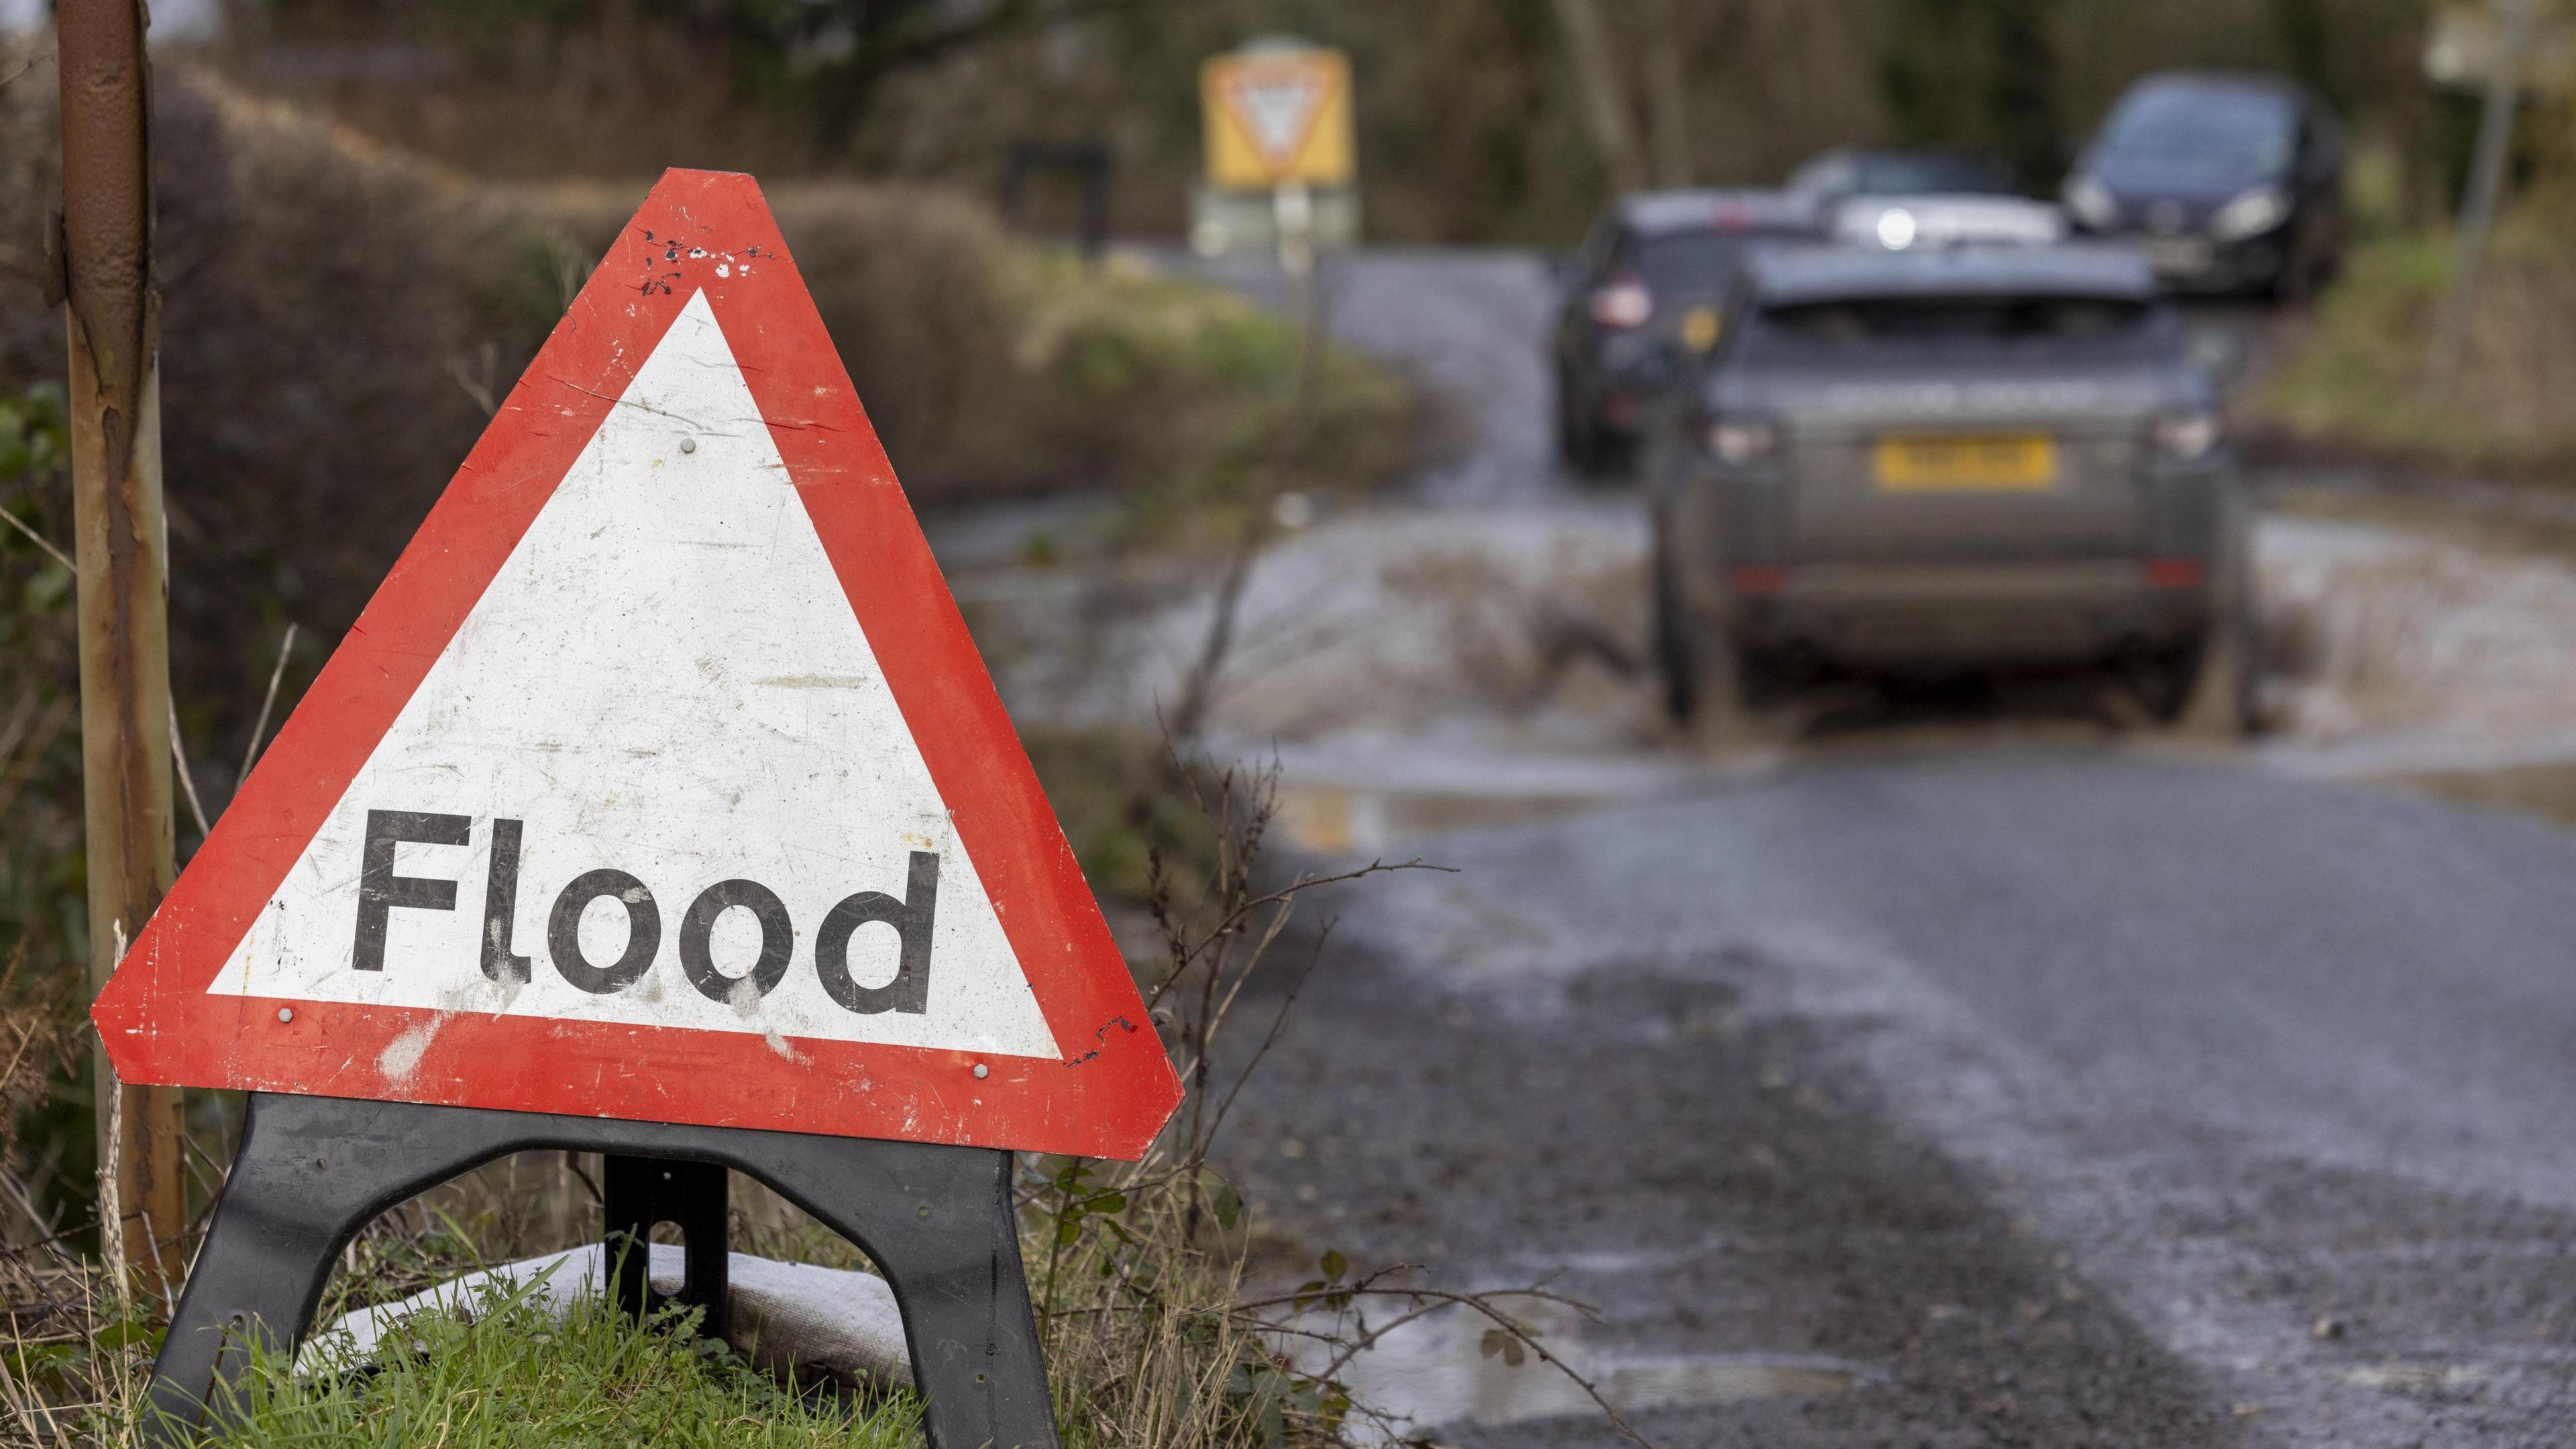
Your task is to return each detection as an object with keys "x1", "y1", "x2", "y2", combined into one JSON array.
[{"x1": 1650, "y1": 244, "x2": 2249, "y2": 727}]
